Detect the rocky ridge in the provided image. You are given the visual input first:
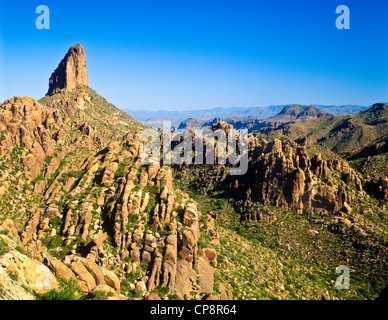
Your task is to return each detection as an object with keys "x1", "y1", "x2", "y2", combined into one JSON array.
[{"x1": 0, "y1": 45, "x2": 218, "y2": 300}]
